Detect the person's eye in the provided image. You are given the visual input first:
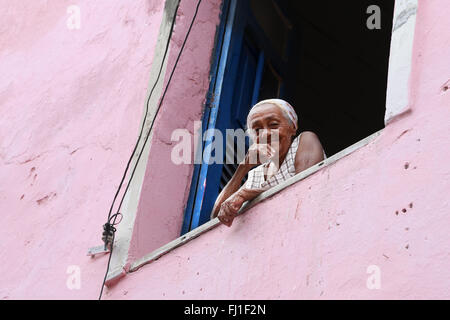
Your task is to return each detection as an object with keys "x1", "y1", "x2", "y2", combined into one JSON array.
[{"x1": 269, "y1": 122, "x2": 279, "y2": 127}]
